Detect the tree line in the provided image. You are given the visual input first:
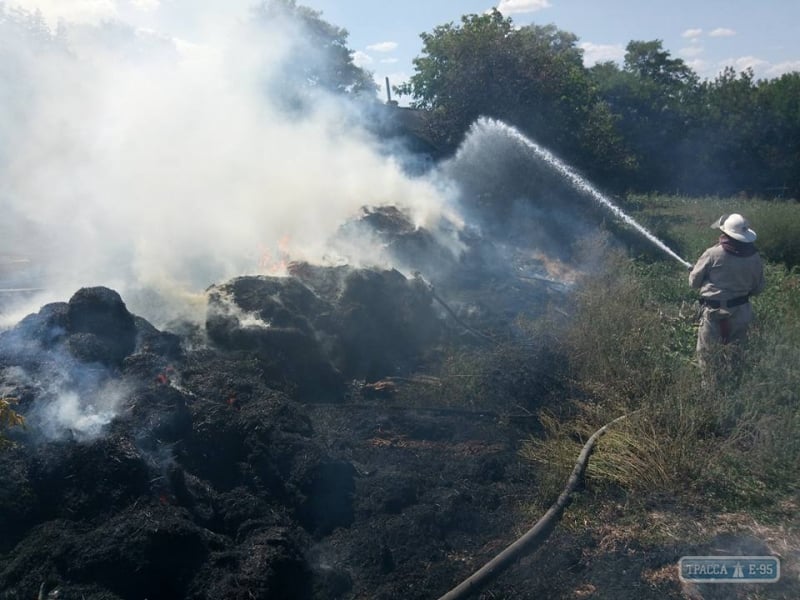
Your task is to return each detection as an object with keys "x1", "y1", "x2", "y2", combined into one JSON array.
[
  {"x1": 5, "y1": 2, "x2": 798, "y2": 198},
  {"x1": 257, "y1": 4, "x2": 800, "y2": 199},
  {"x1": 395, "y1": 10, "x2": 800, "y2": 199}
]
